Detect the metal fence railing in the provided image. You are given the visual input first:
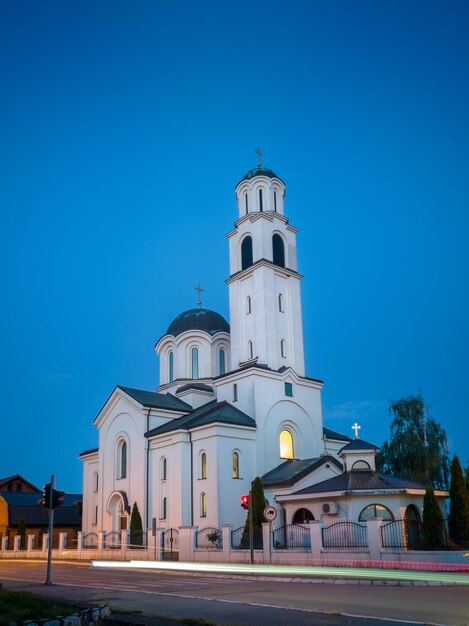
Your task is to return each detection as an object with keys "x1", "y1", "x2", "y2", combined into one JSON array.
[
  {"x1": 196, "y1": 527, "x2": 222, "y2": 549},
  {"x1": 322, "y1": 520, "x2": 368, "y2": 549},
  {"x1": 272, "y1": 524, "x2": 311, "y2": 550}
]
